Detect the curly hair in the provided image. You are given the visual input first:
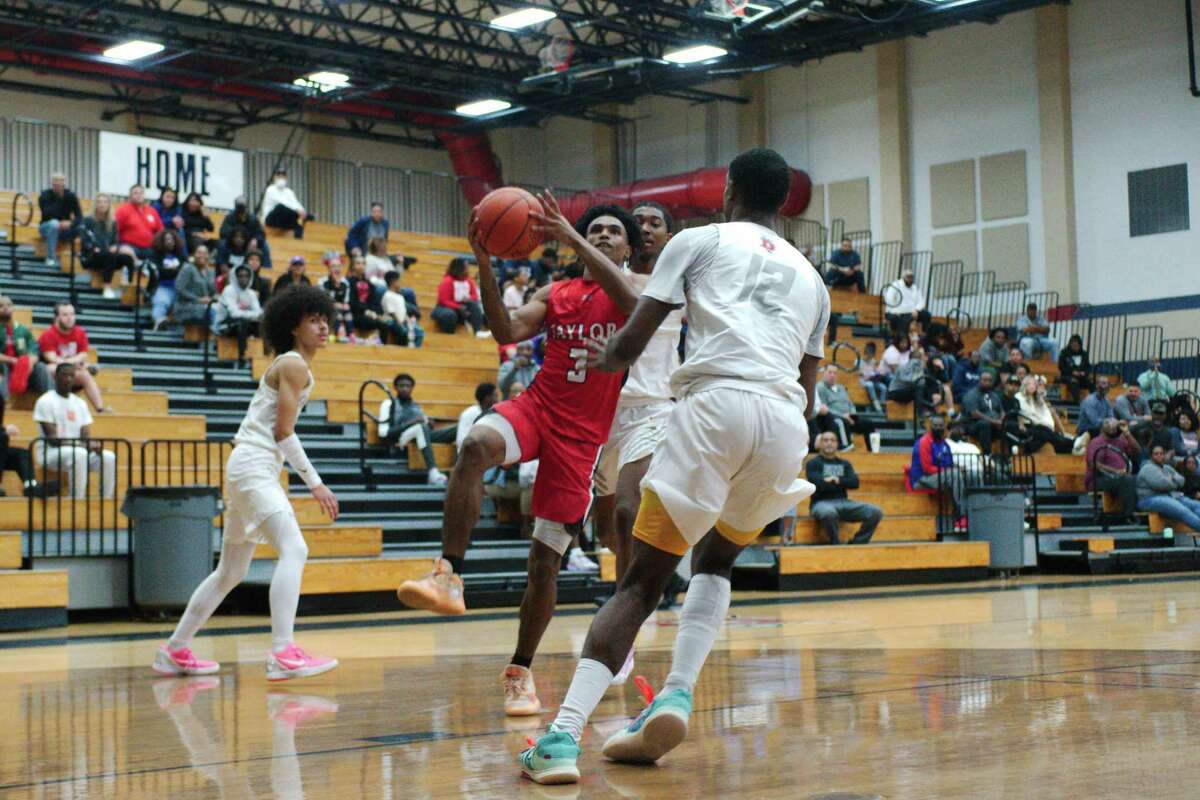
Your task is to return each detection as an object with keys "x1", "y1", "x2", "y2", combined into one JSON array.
[
  {"x1": 574, "y1": 204, "x2": 642, "y2": 260},
  {"x1": 260, "y1": 285, "x2": 336, "y2": 354}
]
